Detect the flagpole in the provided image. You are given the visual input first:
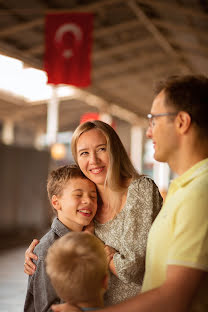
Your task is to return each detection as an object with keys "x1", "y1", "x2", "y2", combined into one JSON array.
[{"x1": 46, "y1": 85, "x2": 59, "y2": 146}]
